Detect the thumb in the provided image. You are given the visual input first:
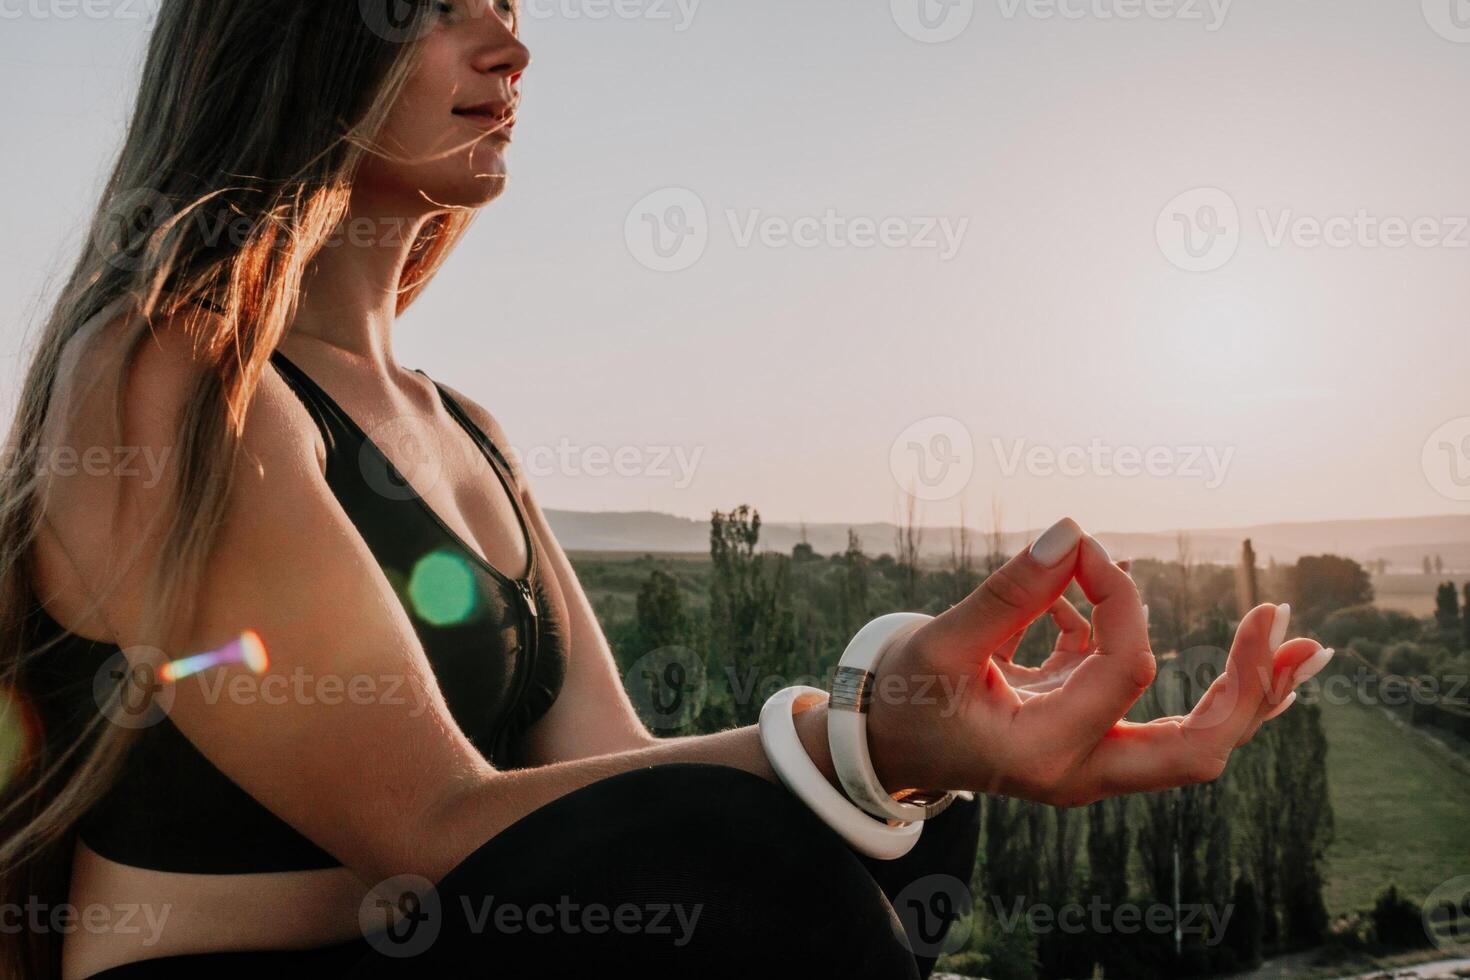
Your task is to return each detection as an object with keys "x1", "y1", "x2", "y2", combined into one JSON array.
[{"x1": 913, "y1": 517, "x2": 1083, "y2": 672}]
